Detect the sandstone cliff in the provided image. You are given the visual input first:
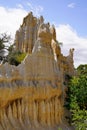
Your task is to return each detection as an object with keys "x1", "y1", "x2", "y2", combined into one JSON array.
[{"x1": 0, "y1": 12, "x2": 75, "y2": 130}]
